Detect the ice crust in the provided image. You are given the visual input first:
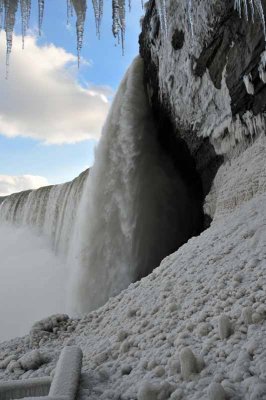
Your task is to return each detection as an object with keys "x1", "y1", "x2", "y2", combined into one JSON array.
[
  {"x1": 1, "y1": 135, "x2": 266, "y2": 399},
  {"x1": 146, "y1": 0, "x2": 266, "y2": 155}
]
